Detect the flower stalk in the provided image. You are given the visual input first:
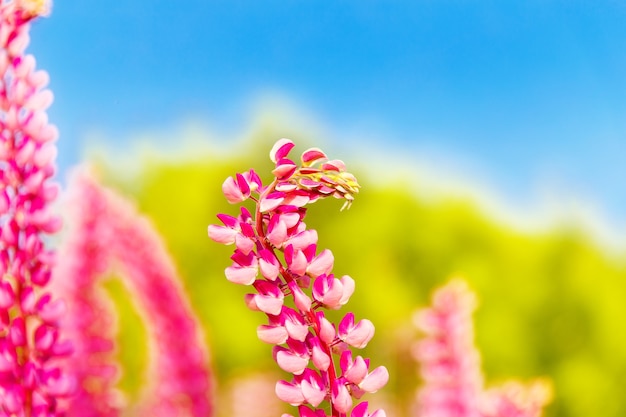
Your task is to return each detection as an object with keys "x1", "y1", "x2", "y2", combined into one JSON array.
[{"x1": 209, "y1": 139, "x2": 388, "y2": 417}]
